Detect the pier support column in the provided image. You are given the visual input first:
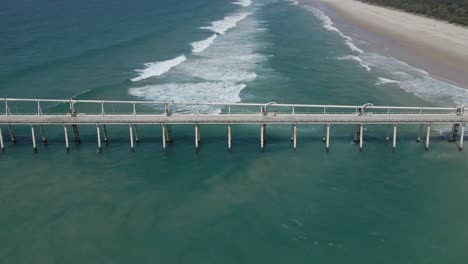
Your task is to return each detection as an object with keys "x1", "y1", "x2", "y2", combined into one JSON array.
[
  {"x1": 449, "y1": 124, "x2": 459, "y2": 142},
  {"x1": 64, "y1": 125, "x2": 70, "y2": 151},
  {"x1": 72, "y1": 124, "x2": 80, "y2": 144},
  {"x1": 103, "y1": 125, "x2": 108, "y2": 143},
  {"x1": 129, "y1": 124, "x2": 134, "y2": 152},
  {"x1": 31, "y1": 126, "x2": 37, "y2": 153},
  {"x1": 8, "y1": 125, "x2": 16, "y2": 143},
  {"x1": 359, "y1": 124, "x2": 364, "y2": 152},
  {"x1": 40, "y1": 126, "x2": 47, "y2": 144},
  {"x1": 326, "y1": 124, "x2": 330, "y2": 152},
  {"x1": 195, "y1": 124, "x2": 199, "y2": 152},
  {"x1": 134, "y1": 125, "x2": 140, "y2": 143},
  {"x1": 417, "y1": 124, "x2": 423, "y2": 143},
  {"x1": 385, "y1": 124, "x2": 390, "y2": 142},
  {"x1": 96, "y1": 125, "x2": 102, "y2": 153},
  {"x1": 162, "y1": 125, "x2": 166, "y2": 151},
  {"x1": 459, "y1": 124, "x2": 465, "y2": 151},
  {"x1": 392, "y1": 124, "x2": 397, "y2": 152},
  {"x1": 322, "y1": 124, "x2": 327, "y2": 143},
  {"x1": 260, "y1": 124, "x2": 265, "y2": 151},
  {"x1": 166, "y1": 125, "x2": 173, "y2": 143},
  {"x1": 353, "y1": 125, "x2": 360, "y2": 143},
  {"x1": 426, "y1": 125, "x2": 431, "y2": 151},
  {"x1": 0, "y1": 127, "x2": 4, "y2": 151},
  {"x1": 228, "y1": 124, "x2": 232, "y2": 151},
  {"x1": 293, "y1": 124, "x2": 297, "y2": 151}
]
